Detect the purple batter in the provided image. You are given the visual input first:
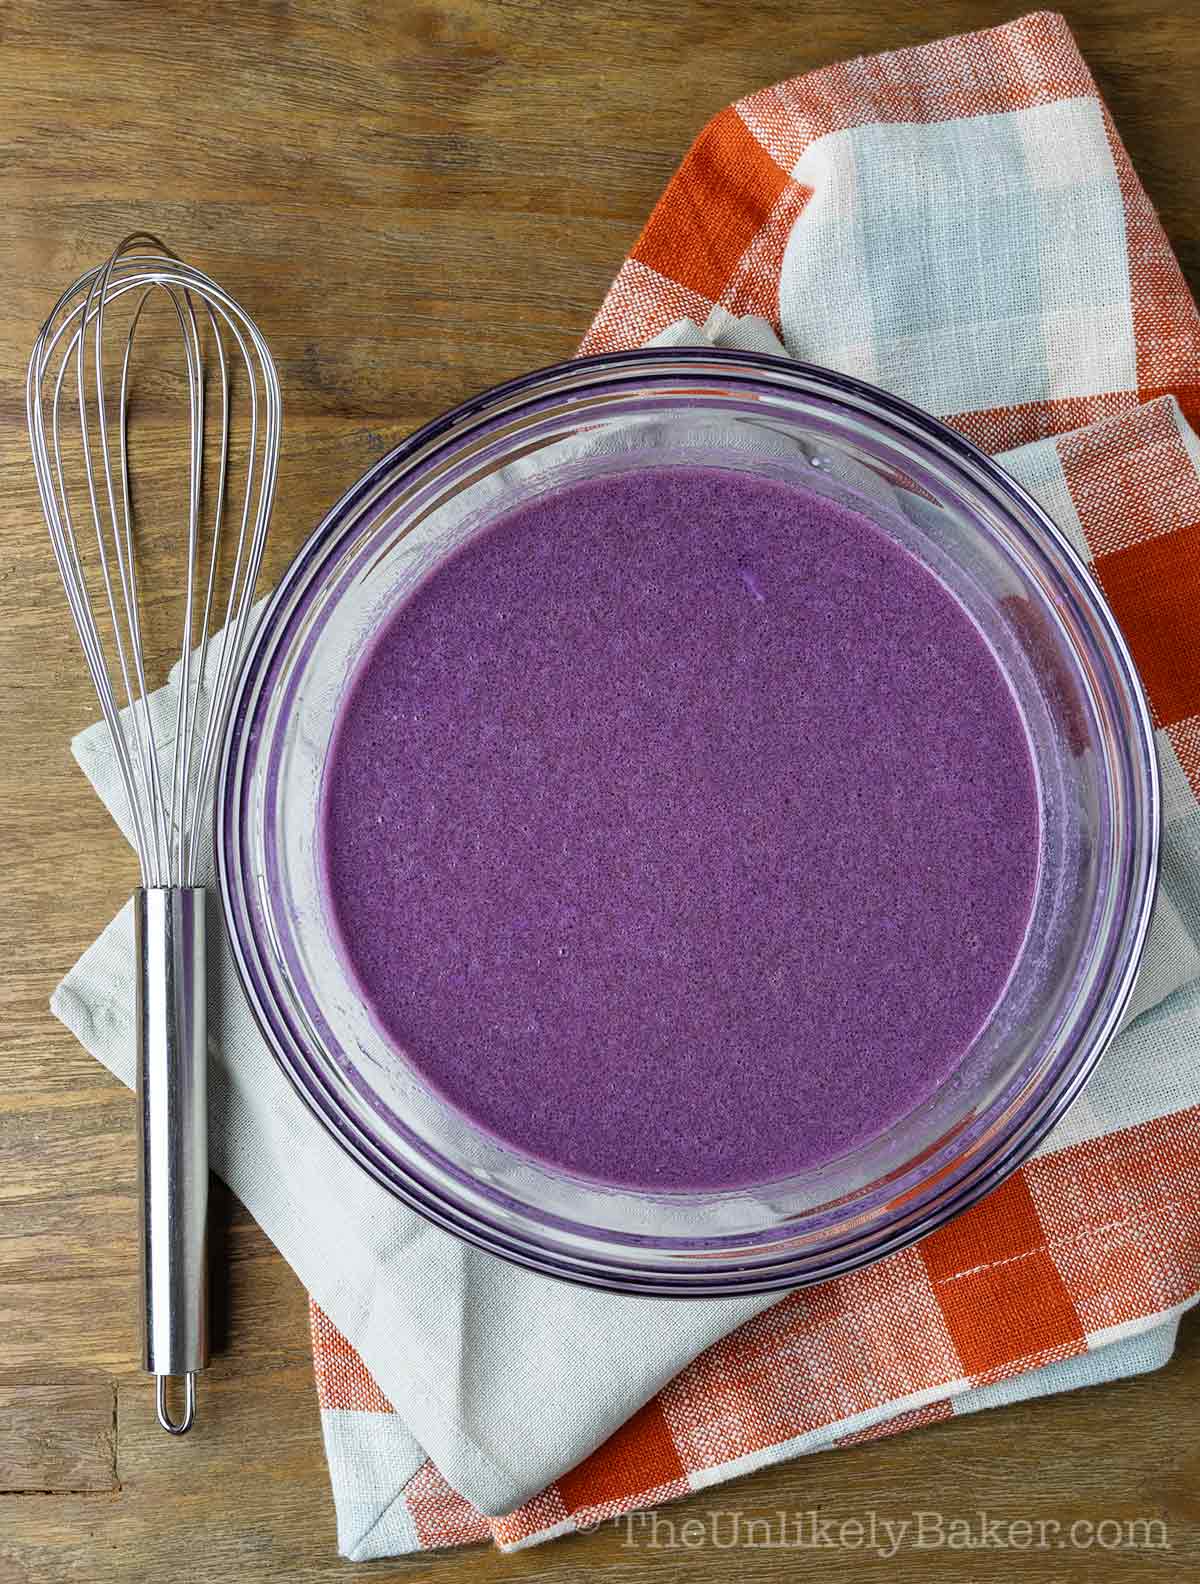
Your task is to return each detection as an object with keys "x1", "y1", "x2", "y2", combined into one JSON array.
[{"x1": 319, "y1": 466, "x2": 1039, "y2": 1190}]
